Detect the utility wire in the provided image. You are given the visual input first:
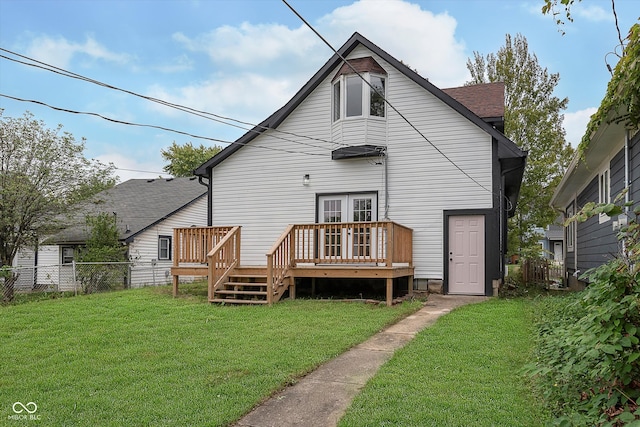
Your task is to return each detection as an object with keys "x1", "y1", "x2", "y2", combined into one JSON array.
[
  {"x1": 0, "y1": 93, "x2": 326, "y2": 157},
  {"x1": 282, "y1": 0, "x2": 495, "y2": 196},
  {"x1": 0, "y1": 48, "x2": 356, "y2": 153}
]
